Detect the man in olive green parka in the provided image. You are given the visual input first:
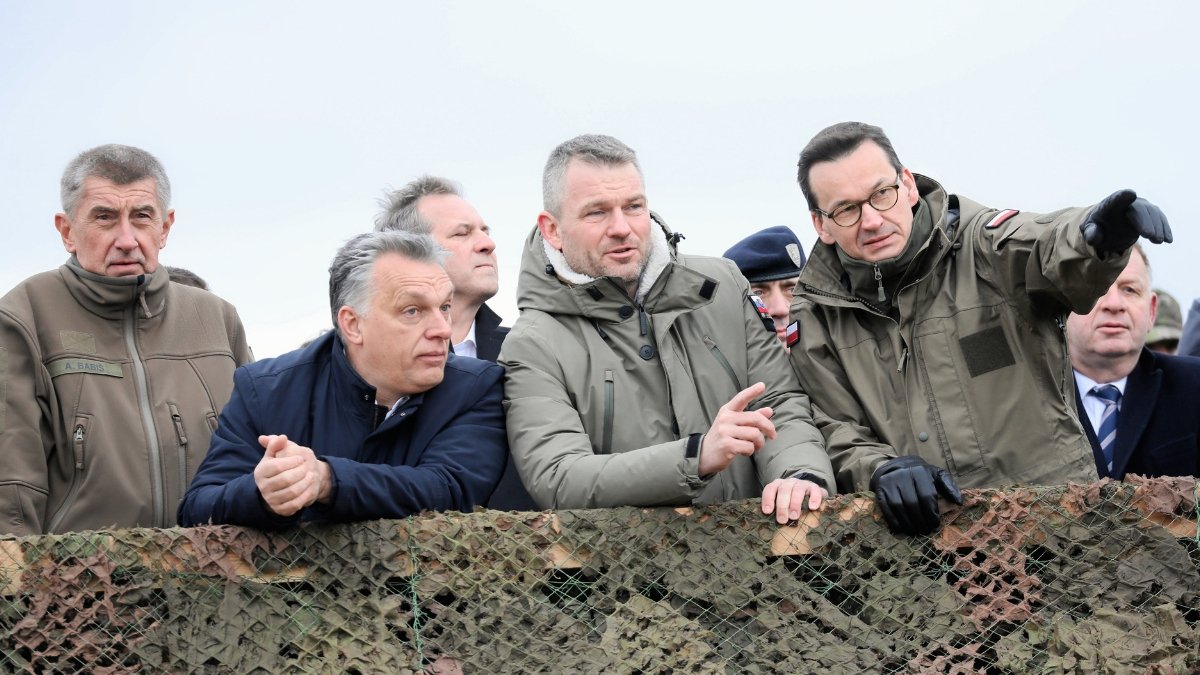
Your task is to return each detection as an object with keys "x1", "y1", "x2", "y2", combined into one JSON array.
[
  {"x1": 788, "y1": 122, "x2": 1172, "y2": 535},
  {"x1": 500, "y1": 134, "x2": 833, "y2": 523}
]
